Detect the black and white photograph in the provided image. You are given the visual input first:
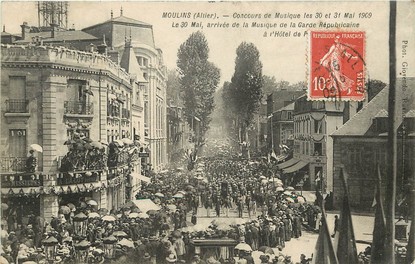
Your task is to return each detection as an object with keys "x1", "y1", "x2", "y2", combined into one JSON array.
[{"x1": 0, "y1": 1, "x2": 414, "y2": 263}]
